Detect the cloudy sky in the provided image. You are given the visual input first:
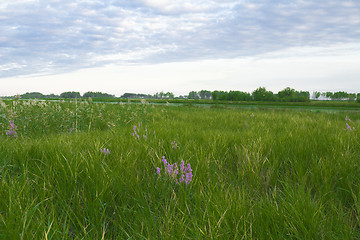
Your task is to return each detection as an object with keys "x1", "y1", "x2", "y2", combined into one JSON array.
[{"x1": 1, "y1": 0, "x2": 360, "y2": 96}]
